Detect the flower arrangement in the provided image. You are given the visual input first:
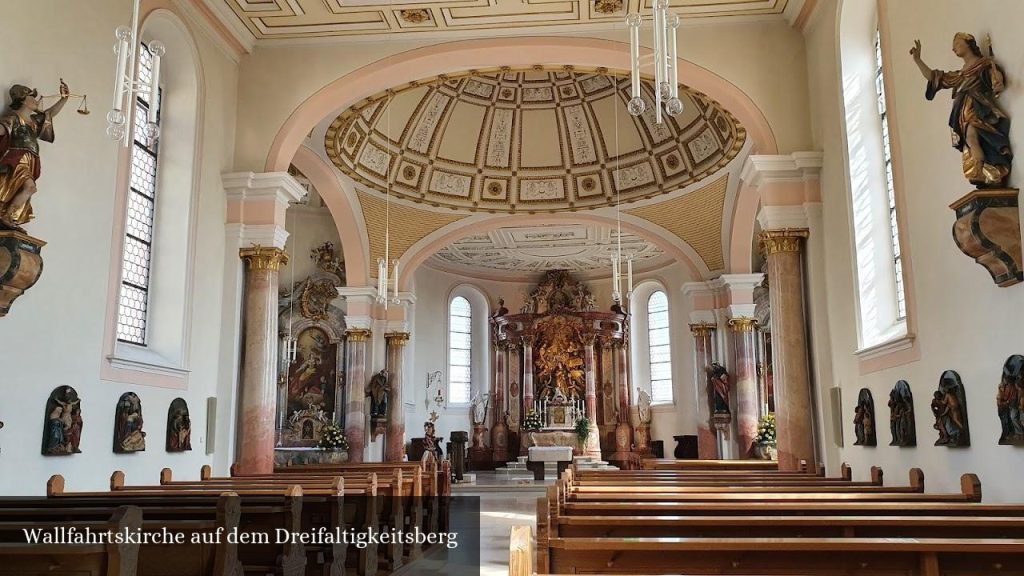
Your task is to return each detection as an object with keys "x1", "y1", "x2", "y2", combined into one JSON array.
[
  {"x1": 754, "y1": 413, "x2": 776, "y2": 446},
  {"x1": 318, "y1": 423, "x2": 350, "y2": 451},
  {"x1": 574, "y1": 416, "x2": 591, "y2": 448},
  {"x1": 522, "y1": 410, "x2": 543, "y2": 432}
]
